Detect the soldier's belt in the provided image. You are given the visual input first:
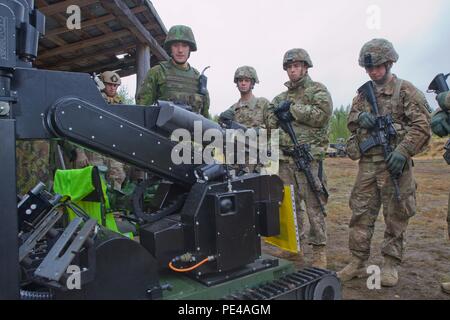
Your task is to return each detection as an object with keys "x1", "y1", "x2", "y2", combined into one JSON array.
[
  {"x1": 360, "y1": 154, "x2": 385, "y2": 163},
  {"x1": 281, "y1": 148, "x2": 324, "y2": 160}
]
